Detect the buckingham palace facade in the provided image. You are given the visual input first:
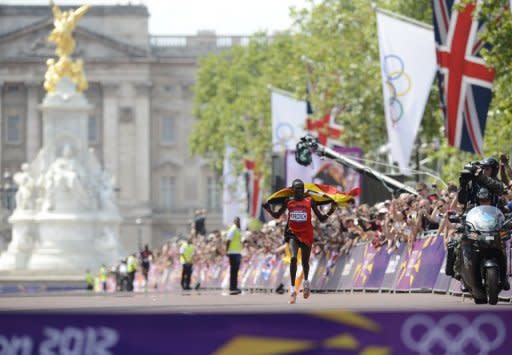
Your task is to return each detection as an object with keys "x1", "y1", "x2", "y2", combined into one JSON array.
[{"x1": 0, "y1": 4, "x2": 249, "y2": 252}]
